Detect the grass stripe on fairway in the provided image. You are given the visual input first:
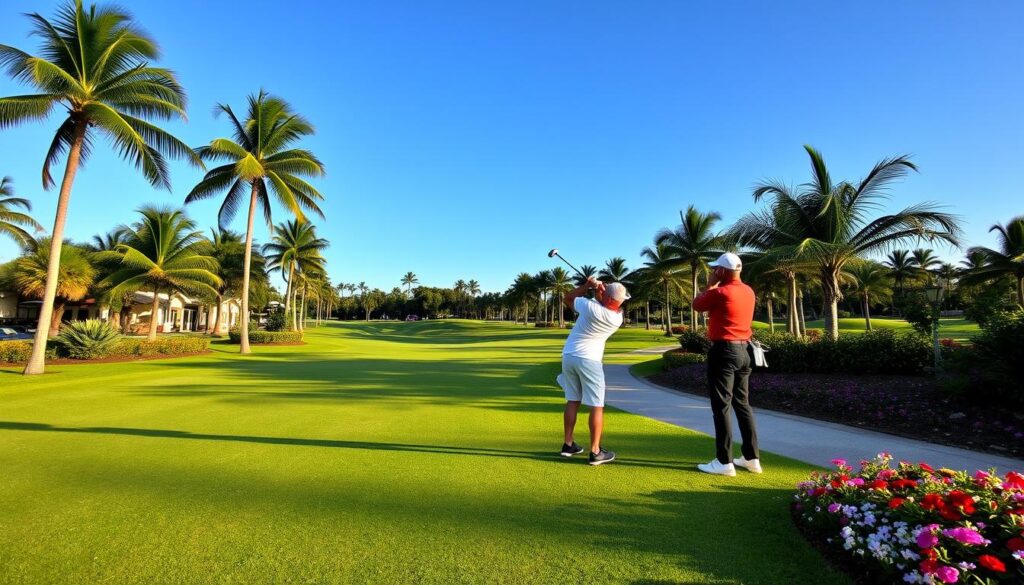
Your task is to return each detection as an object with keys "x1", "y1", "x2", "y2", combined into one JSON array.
[{"x1": 0, "y1": 321, "x2": 847, "y2": 584}]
